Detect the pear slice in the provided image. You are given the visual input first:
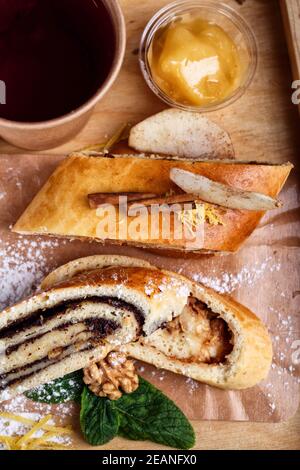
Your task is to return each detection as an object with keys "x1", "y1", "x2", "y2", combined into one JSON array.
[
  {"x1": 170, "y1": 168, "x2": 281, "y2": 211},
  {"x1": 129, "y1": 109, "x2": 235, "y2": 160}
]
